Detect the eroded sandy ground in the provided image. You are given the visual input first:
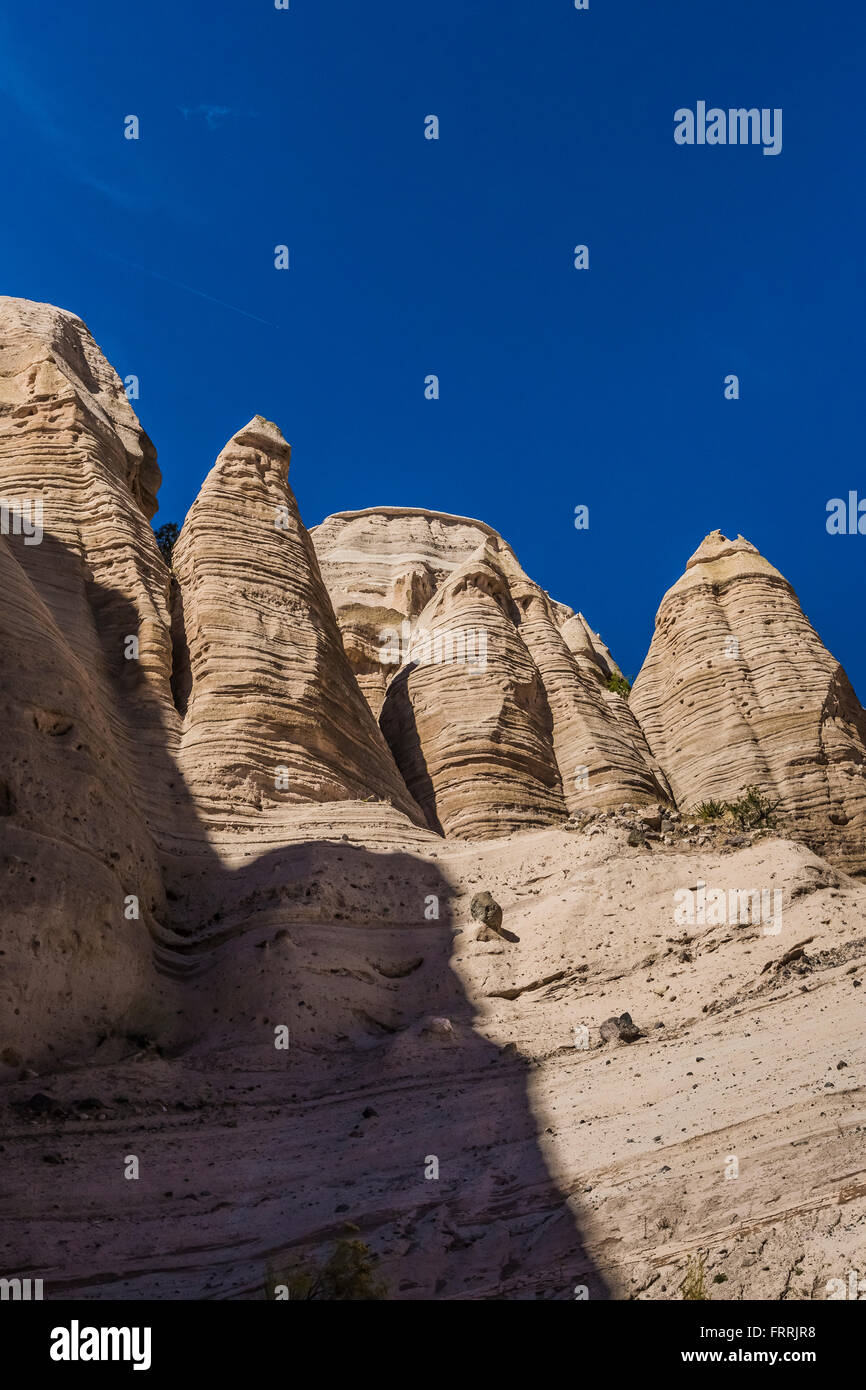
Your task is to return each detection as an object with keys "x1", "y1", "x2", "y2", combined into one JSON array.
[{"x1": 2, "y1": 810, "x2": 864, "y2": 1301}]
